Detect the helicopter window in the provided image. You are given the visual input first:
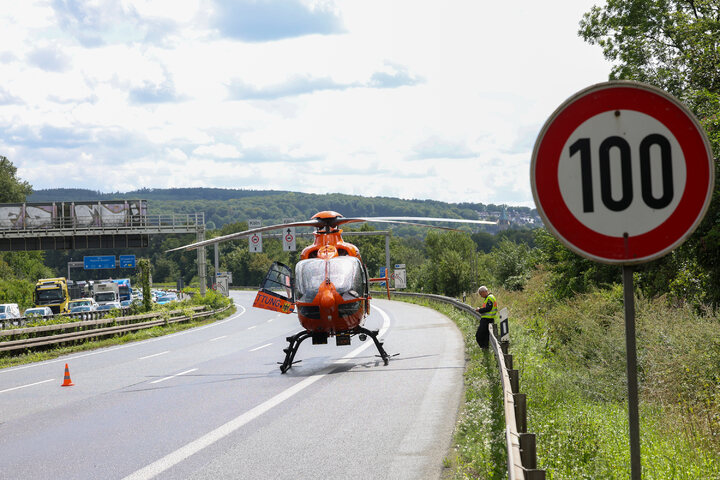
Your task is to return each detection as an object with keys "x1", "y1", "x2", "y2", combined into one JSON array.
[
  {"x1": 260, "y1": 262, "x2": 294, "y2": 300},
  {"x1": 295, "y1": 257, "x2": 365, "y2": 302},
  {"x1": 295, "y1": 259, "x2": 326, "y2": 302},
  {"x1": 328, "y1": 256, "x2": 364, "y2": 295}
]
